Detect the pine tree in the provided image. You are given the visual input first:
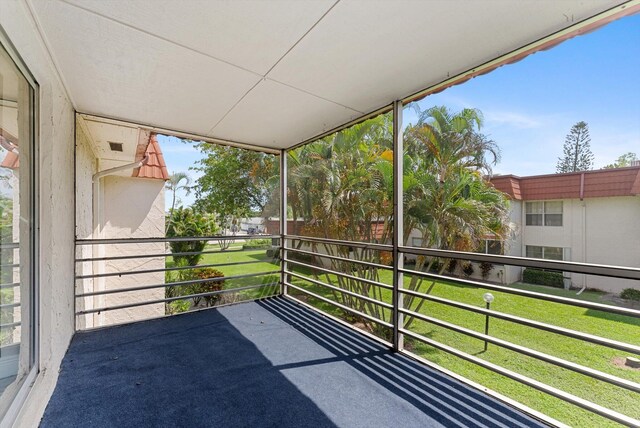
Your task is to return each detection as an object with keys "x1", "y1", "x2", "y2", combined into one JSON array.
[{"x1": 556, "y1": 121, "x2": 594, "y2": 173}]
